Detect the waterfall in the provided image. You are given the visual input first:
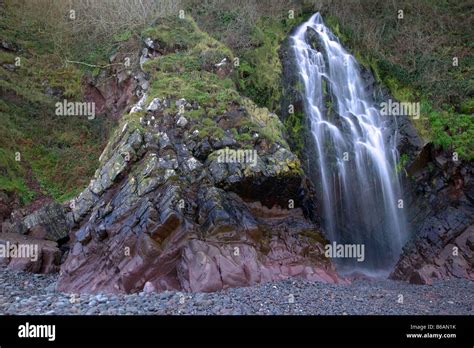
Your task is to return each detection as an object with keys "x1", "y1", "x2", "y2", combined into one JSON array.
[{"x1": 291, "y1": 13, "x2": 407, "y2": 273}]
